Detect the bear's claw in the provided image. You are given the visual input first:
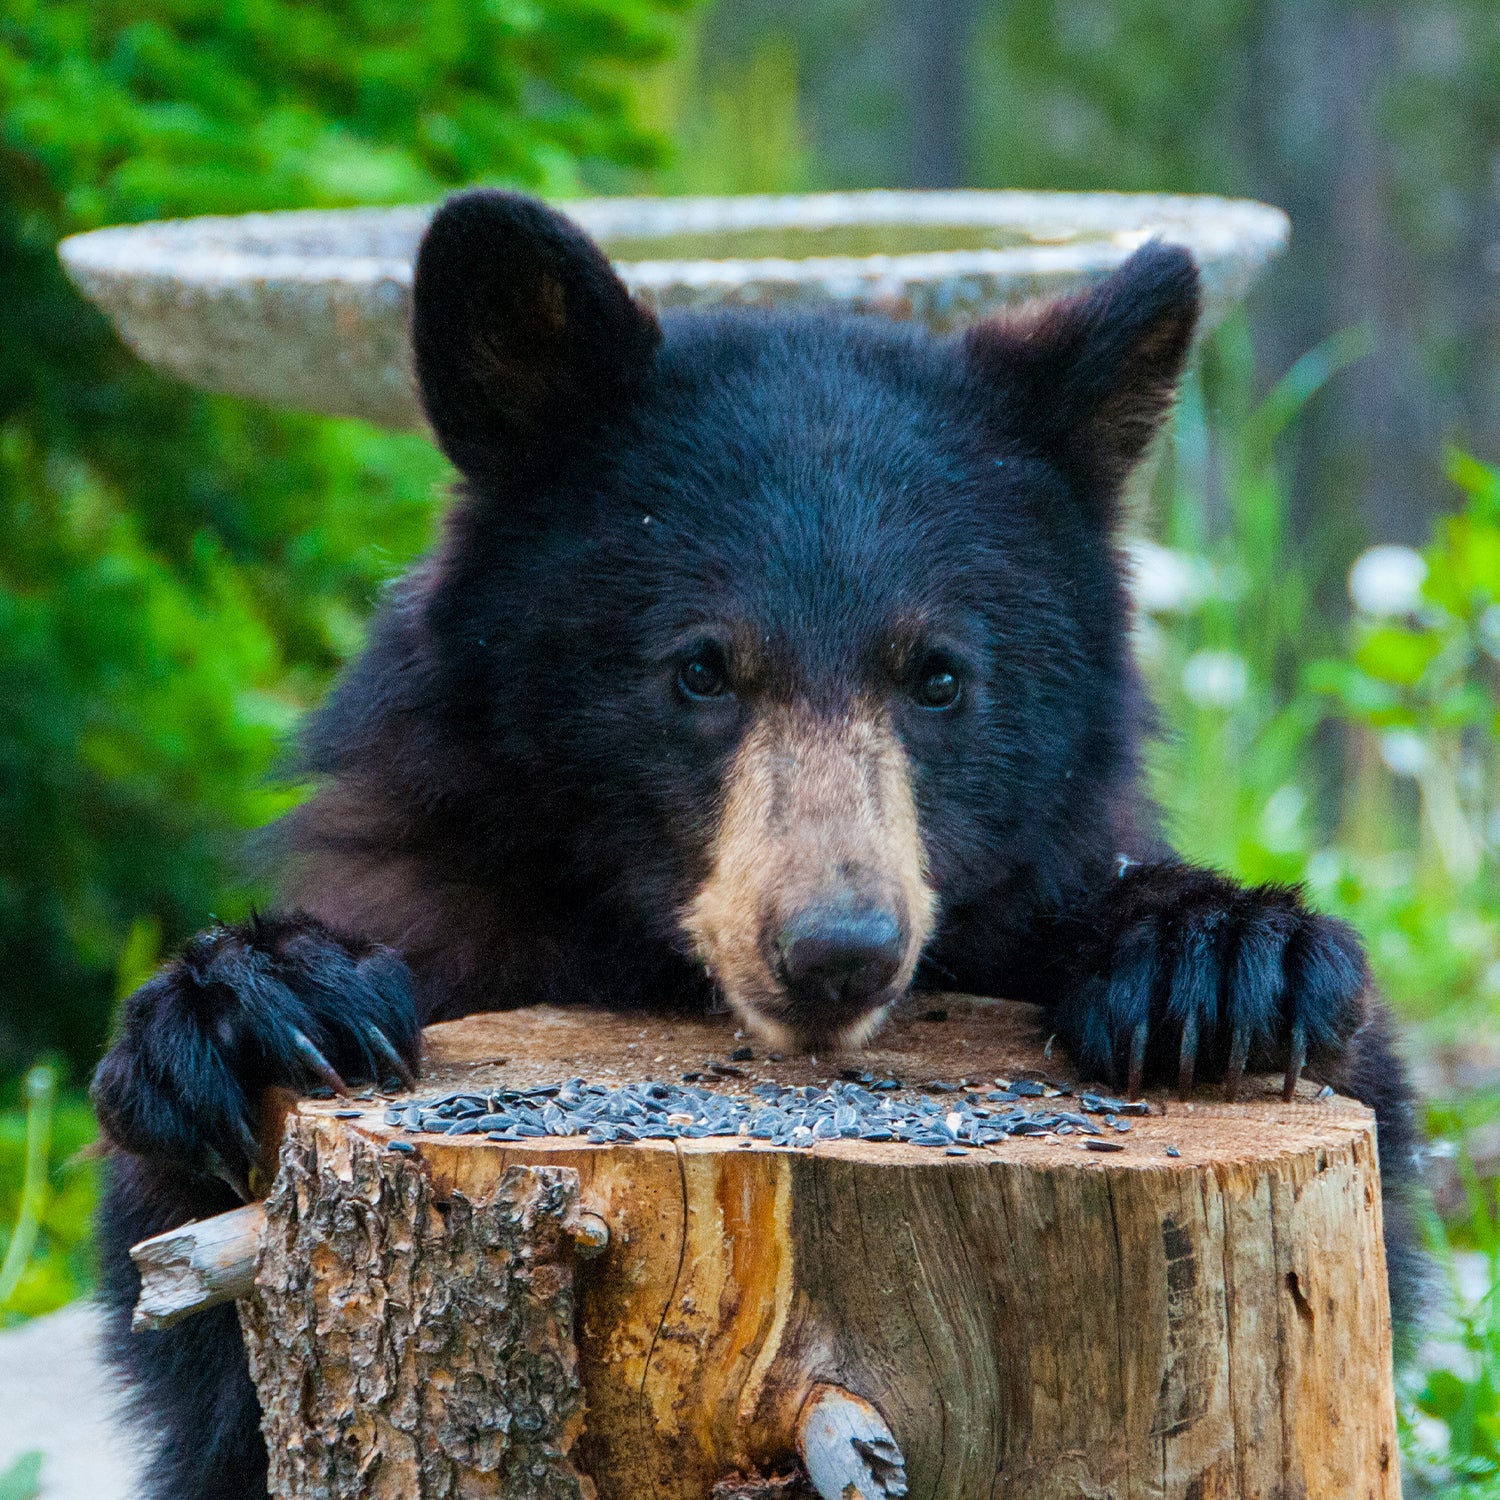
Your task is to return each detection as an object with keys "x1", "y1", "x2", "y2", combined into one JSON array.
[
  {"x1": 91, "y1": 912, "x2": 420, "y2": 1183},
  {"x1": 366, "y1": 1022, "x2": 418, "y2": 1090},
  {"x1": 1284, "y1": 1018, "x2": 1308, "y2": 1102},
  {"x1": 288, "y1": 1027, "x2": 350, "y2": 1097},
  {"x1": 1053, "y1": 863, "x2": 1368, "y2": 1104}
]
